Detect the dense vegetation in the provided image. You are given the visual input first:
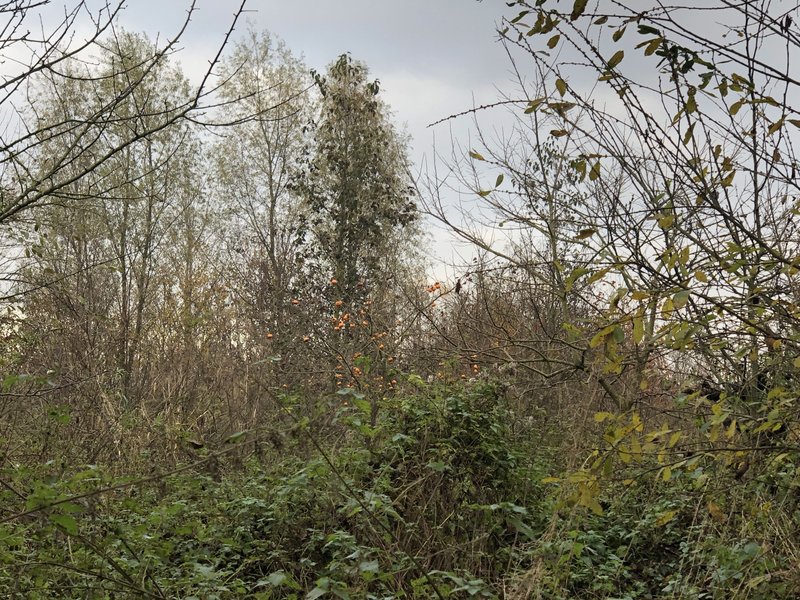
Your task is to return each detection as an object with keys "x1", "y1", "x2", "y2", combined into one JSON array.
[{"x1": 2, "y1": 0, "x2": 800, "y2": 598}]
